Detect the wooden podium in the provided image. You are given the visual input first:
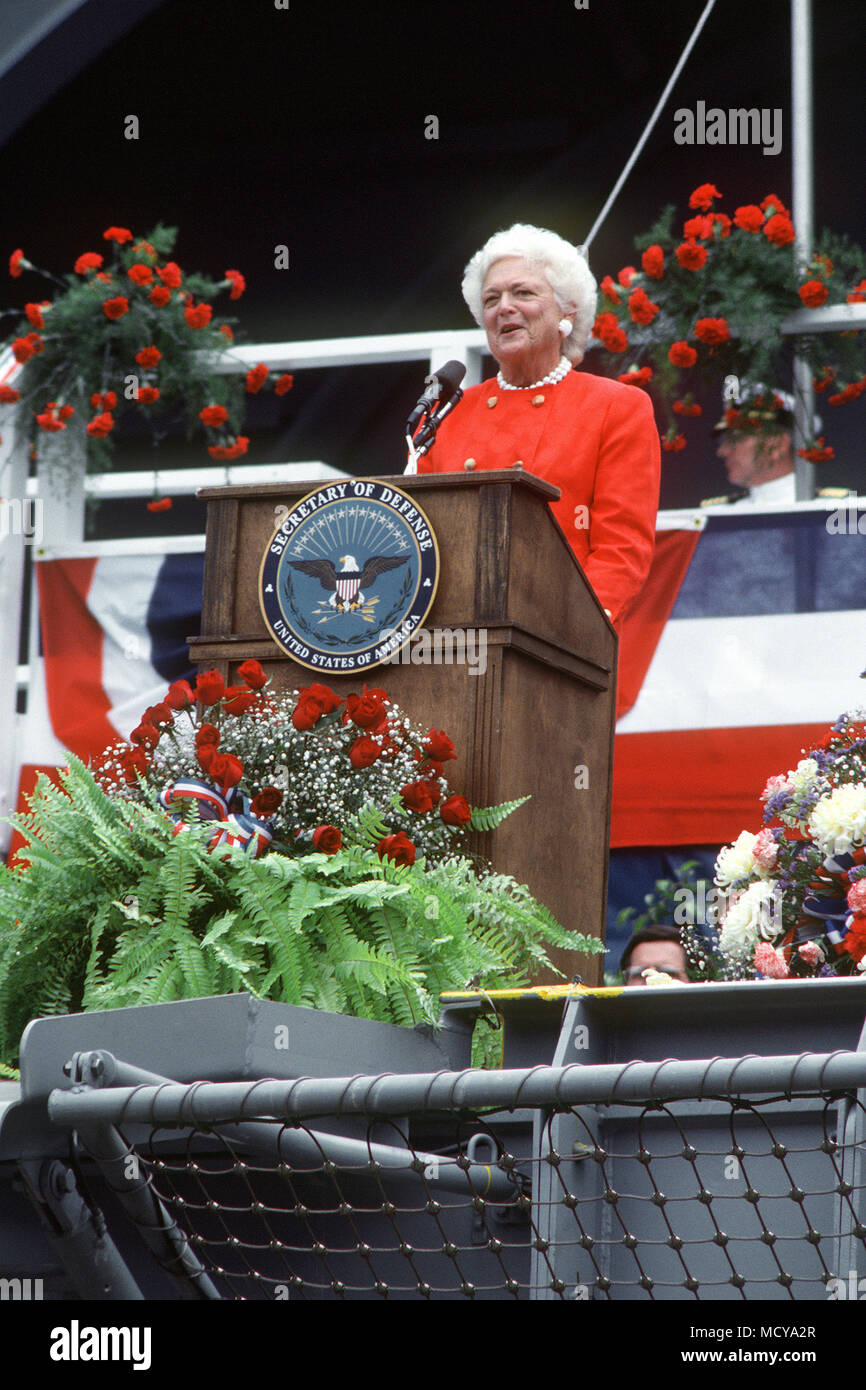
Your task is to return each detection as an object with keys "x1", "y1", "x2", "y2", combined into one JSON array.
[{"x1": 192, "y1": 470, "x2": 617, "y2": 984}]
